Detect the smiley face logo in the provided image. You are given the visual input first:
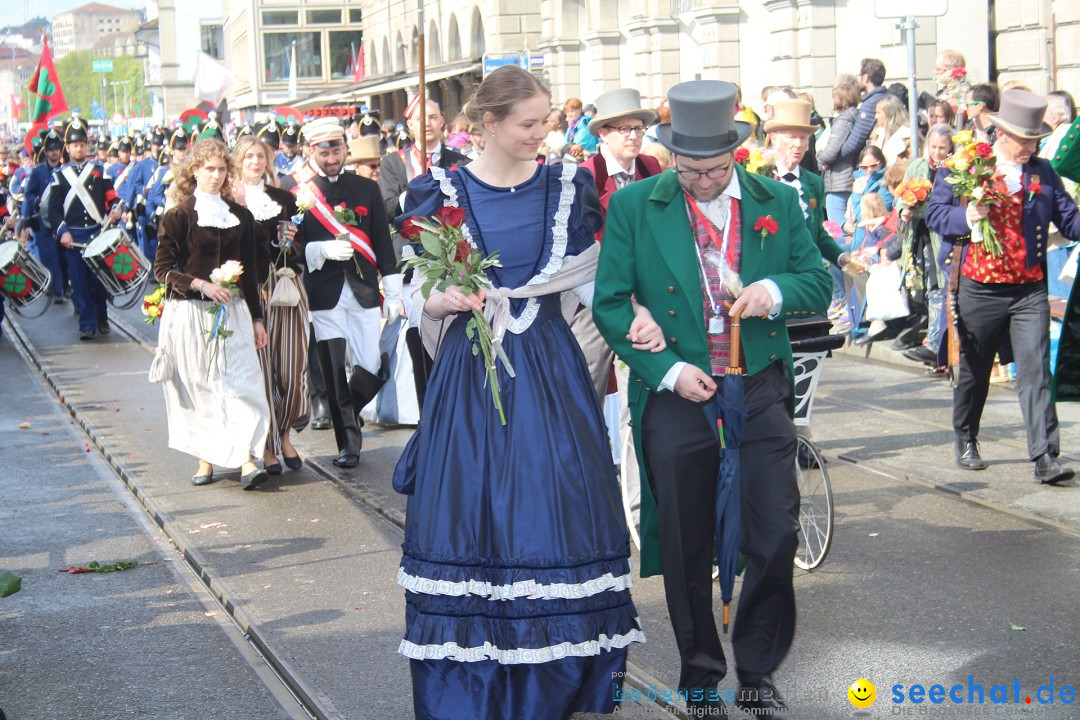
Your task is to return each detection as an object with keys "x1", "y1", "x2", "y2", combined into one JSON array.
[{"x1": 848, "y1": 678, "x2": 876, "y2": 708}]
